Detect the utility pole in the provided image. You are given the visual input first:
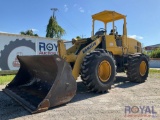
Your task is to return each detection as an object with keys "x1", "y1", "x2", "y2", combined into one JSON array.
[{"x1": 51, "y1": 8, "x2": 58, "y2": 18}]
